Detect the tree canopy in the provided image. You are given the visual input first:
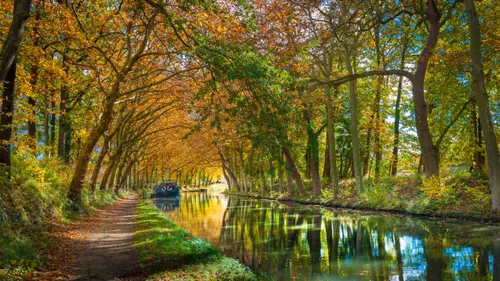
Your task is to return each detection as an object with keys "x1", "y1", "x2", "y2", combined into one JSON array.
[{"x1": 0, "y1": 0, "x2": 499, "y2": 212}]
